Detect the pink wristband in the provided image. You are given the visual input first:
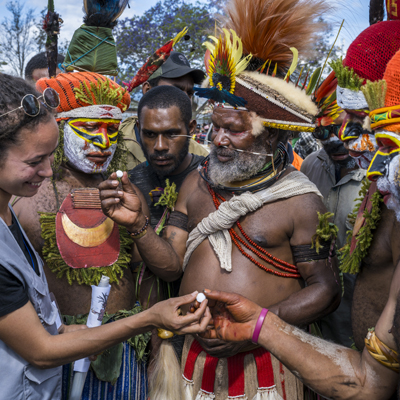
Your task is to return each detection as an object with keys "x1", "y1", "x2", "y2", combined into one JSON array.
[{"x1": 251, "y1": 308, "x2": 268, "y2": 344}]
